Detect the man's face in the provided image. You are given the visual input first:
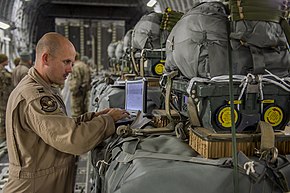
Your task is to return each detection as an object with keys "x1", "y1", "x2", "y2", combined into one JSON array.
[{"x1": 47, "y1": 45, "x2": 76, "y2": 85}]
